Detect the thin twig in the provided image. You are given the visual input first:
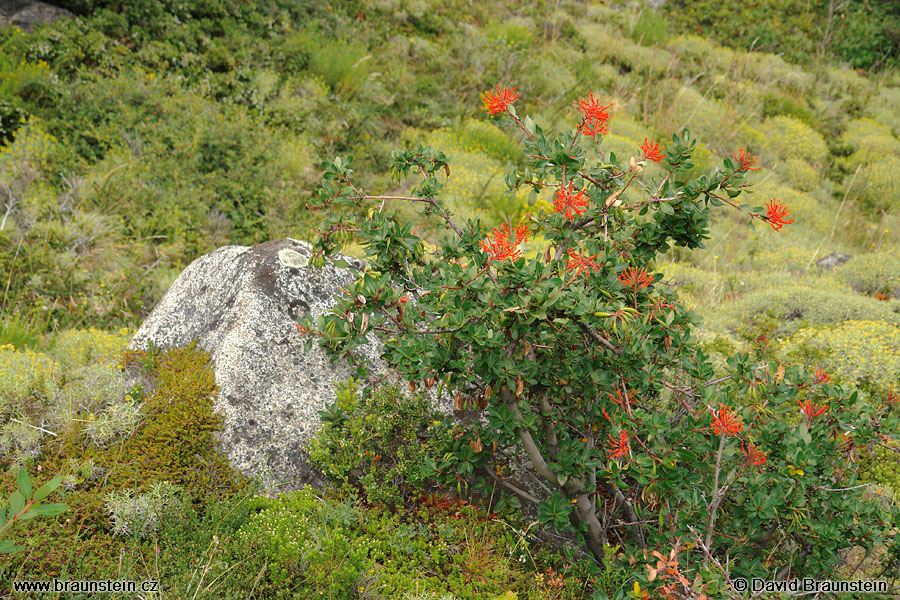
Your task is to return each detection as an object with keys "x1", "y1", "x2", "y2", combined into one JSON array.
[
  {"x1": 574, "y1": 320, "x2": 622, "y2": 354},
  {"x1": 8, "y1": 418, "x2": 57, "y2": 437},
  {"x1": 704, "y1": 434, "x2": 726, "y2": 563}
]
